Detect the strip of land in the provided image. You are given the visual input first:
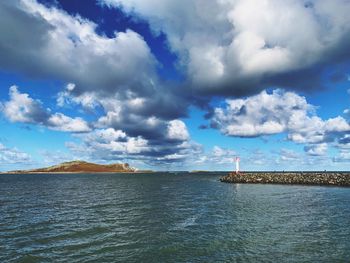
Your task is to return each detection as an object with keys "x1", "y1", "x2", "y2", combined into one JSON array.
[
  {"x1": 1, "y1": 161, "x2": 151, "y2": 174},
  {"x1": 220, "y1": 172, "x2": 350, "y2": 186}
]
